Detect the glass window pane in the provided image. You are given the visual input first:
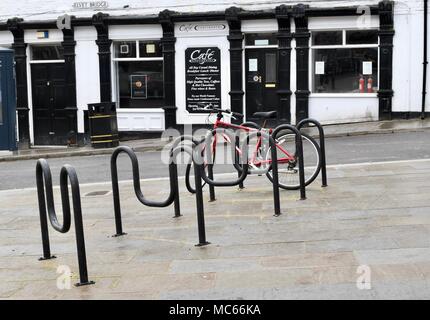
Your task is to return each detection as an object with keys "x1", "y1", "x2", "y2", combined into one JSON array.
[
  {"x1": 312, "y1": 31, "x2": 343, "y2": 46},
  {"x1": 245, "y1": 33, "x2": 277, "y2": 46},
  {"x1": 31, "y1": 46, "x2": 64, "y2": 60},
  {"x1": 346, "y1": 30, "x2": 379, "y2": 45},
  {"x1": 139, "y1": 41, "x2": 162, "y2": 58},
  {"x1": 117, "y1": 61, "x2": 164, "y2": 108},
  {"x1": 114, "y1": 41, "x2": 137, "y2": 58},
  {"x1": 313, "y1": 48, "x2": 378, "y2": 93},
  {"x1": 265, "y1": 53, "x2": 277, "y2": 83}
]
